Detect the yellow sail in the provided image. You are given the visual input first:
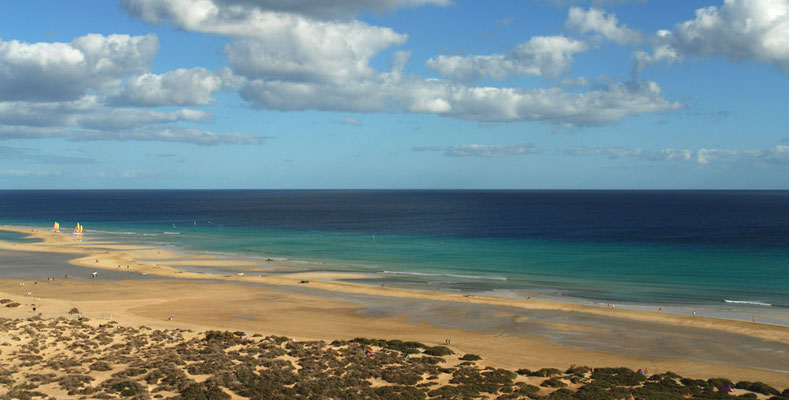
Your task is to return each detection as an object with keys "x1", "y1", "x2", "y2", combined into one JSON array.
[{"x1": 53, "y1": 222, "x2": 60, "y2": 231}]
